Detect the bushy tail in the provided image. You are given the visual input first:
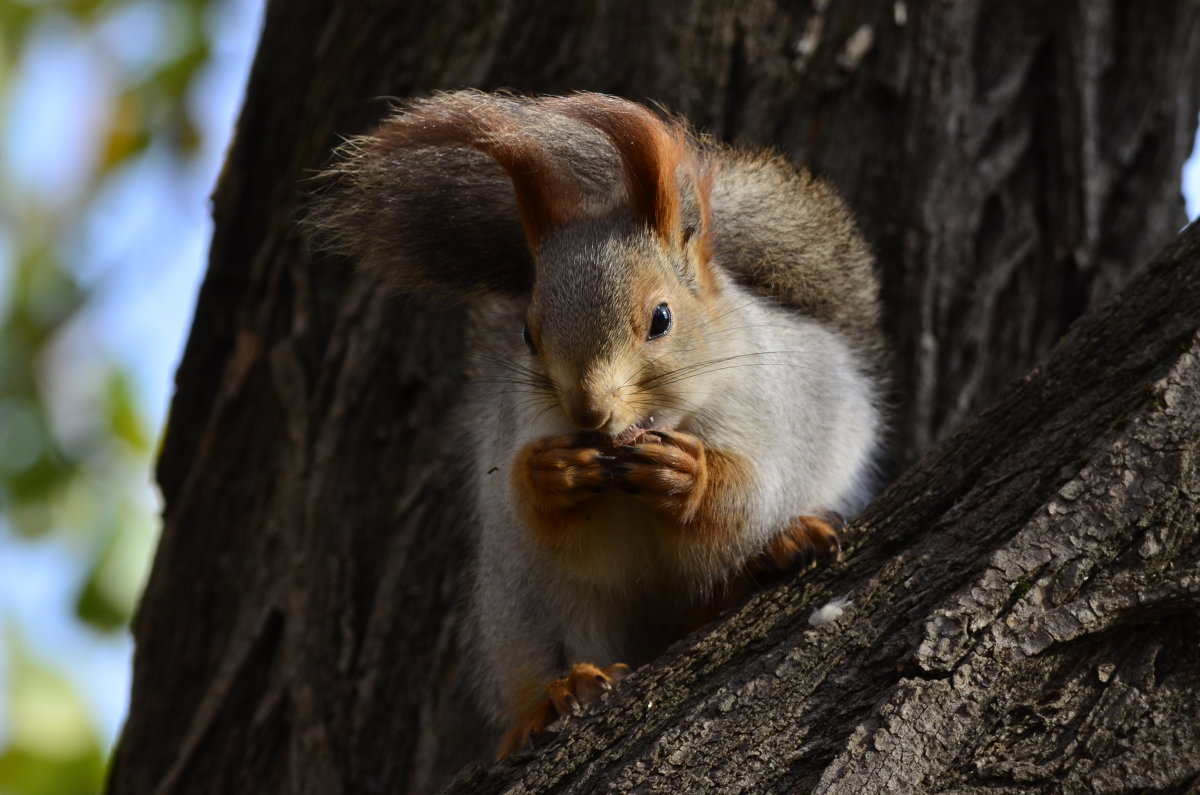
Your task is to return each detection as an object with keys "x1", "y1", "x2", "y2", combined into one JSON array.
[{"x1": 709, "y1": 151, "x2": 881, "y2": 354}]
